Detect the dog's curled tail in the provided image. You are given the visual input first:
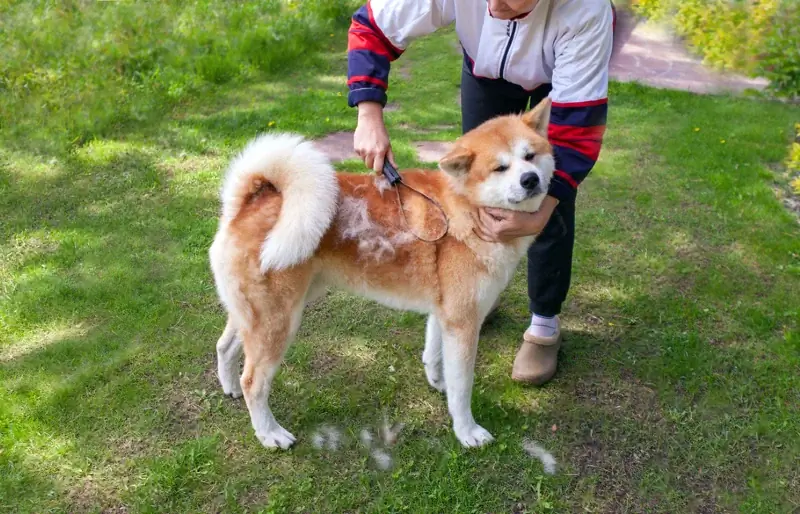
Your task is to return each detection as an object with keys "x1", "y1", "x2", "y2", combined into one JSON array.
[{"x1": 219, "y1": 132, "x2": 338, "y2": 272}]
